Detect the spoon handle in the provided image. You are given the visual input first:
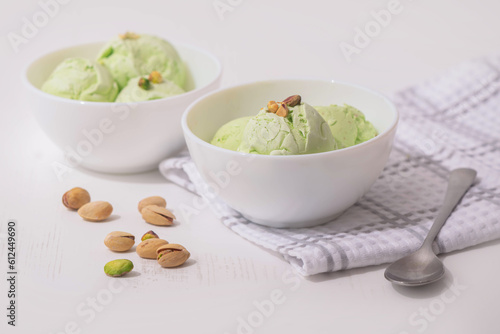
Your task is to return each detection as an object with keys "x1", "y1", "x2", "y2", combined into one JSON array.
[{"x1": 422, "y1": 168, "x2": 477, "y2": 248}]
